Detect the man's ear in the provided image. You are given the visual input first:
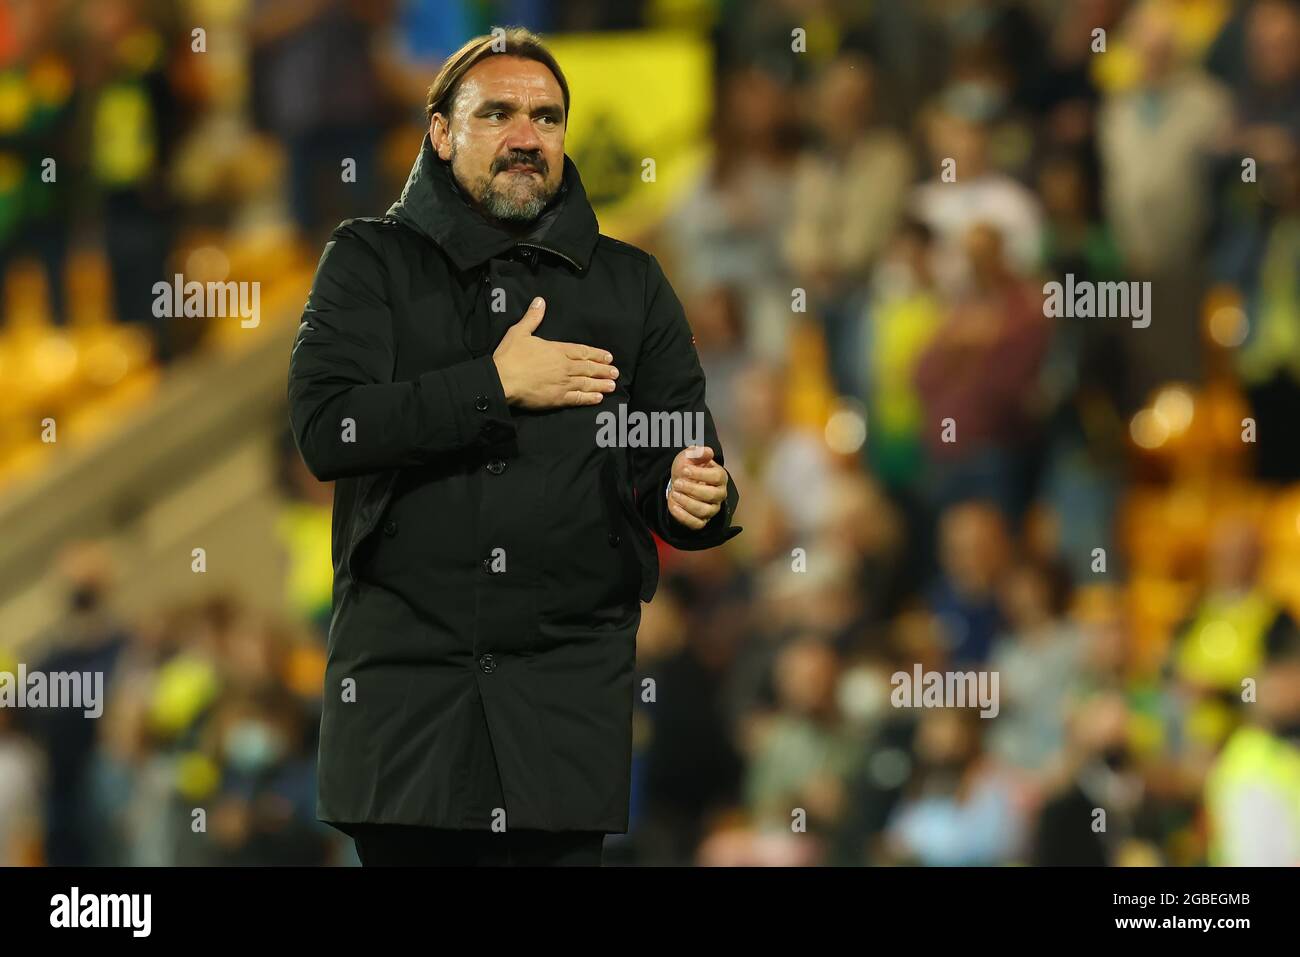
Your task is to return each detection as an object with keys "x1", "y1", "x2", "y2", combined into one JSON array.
[{"x1": 430, "y1": 113, "x2": 453, "y2": 161}]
